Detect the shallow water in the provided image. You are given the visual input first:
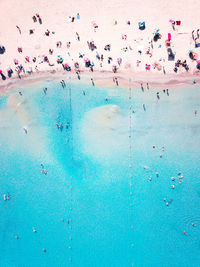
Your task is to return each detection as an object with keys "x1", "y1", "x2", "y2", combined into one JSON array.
[{"x1": 0, "y1": 80, "x2": 200, "y2": 267}]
